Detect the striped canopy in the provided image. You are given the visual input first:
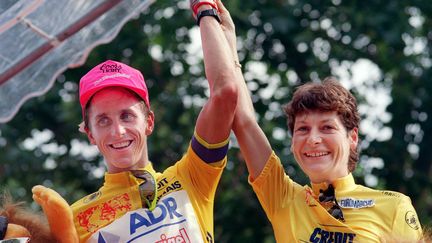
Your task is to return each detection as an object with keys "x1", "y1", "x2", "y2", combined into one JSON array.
[{"x1": 0, "y1": 0, "x2": 154, "y2": 123}]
